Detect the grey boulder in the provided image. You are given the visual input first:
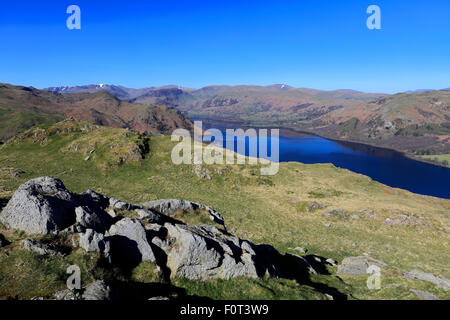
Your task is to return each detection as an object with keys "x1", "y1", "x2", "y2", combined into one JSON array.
[
  {"x1": 108, "y1": 218, "x2": 156, "y2": 263},
  {"x1": 337, "y1": 256, "x2": 387, "y2": 275},
  {"x1": 403, "y1": 270, "x2": 450, "y2": 290},
  {"x1": 0, "y1": 177, "x2": 76, "y2": 234},
  {"x1": 157, "y1": 223, "x2": 275, "y2": 280}
]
